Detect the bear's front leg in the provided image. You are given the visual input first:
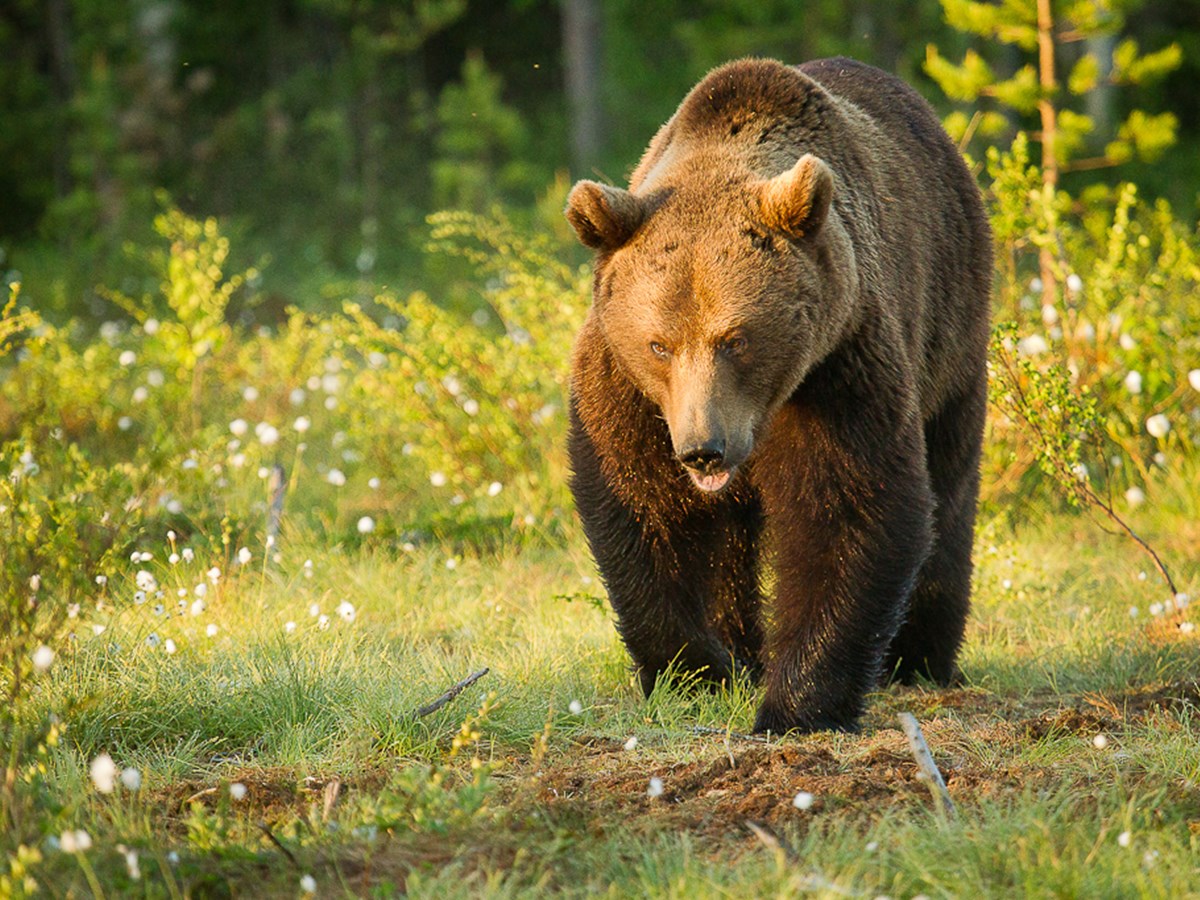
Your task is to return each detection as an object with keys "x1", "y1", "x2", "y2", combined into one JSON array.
[
  {"x1": 751, "y1": 393, "x2": 934, "y2": 734},
  {"x1": 568, "y1": 401, "x2": 762, "y2": 697}
]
